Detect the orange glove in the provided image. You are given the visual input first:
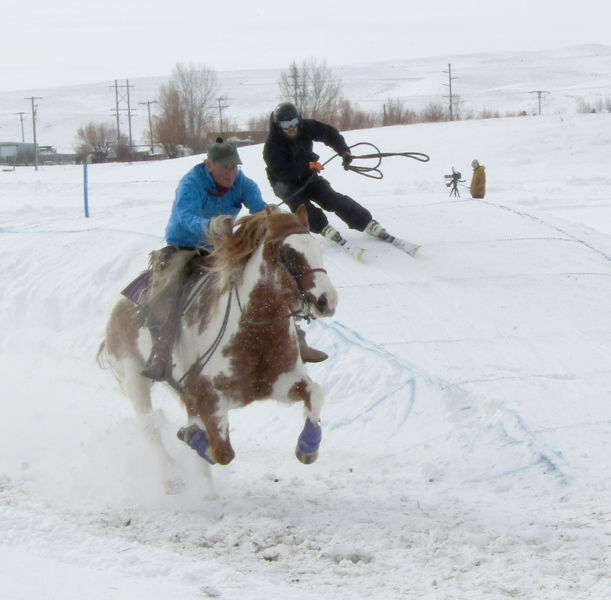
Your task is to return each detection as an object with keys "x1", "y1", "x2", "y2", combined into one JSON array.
[{"x1": 309, "y1": 161, "x2": 324, "y2": 173}]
